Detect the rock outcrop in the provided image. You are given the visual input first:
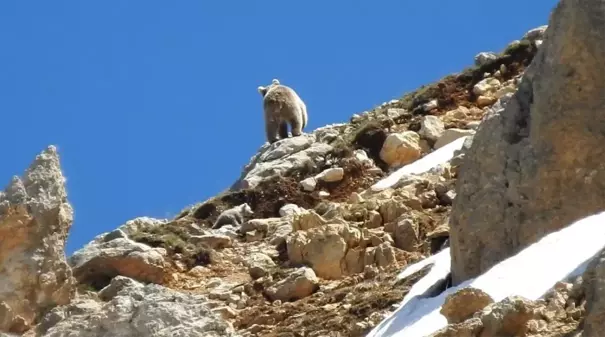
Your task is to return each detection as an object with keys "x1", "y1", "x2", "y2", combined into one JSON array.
[
  {"x1": 581, "y1": 247, "x2": 605, "y2": 336},
  {"x1": 0, "y1": 146, "x2": 76, "y2": 334},
  {"x1": 450, "y1": 0, "x2": 605, "y2": 284},
  {"x1": 29, "y1": 277, "x2": 235, "y2": 337}
]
